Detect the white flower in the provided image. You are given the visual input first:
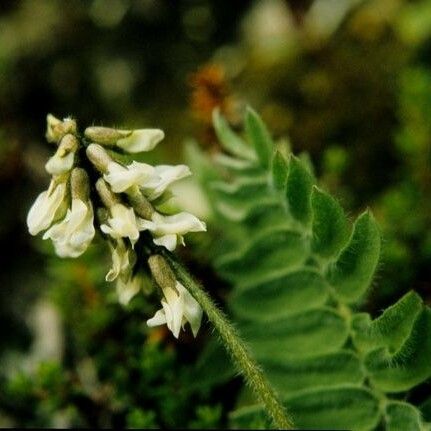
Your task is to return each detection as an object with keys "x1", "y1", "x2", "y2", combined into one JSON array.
[
  {"x1": 45, "y1": 151, "x2": 75, "y2": 175},
  {"x1": 106, "y1": 239, "x2": 135, "y2": 282},
  {"x1": 138, "y1": 212, "x2": 206, "y2": 251},
  {"x1": 116, "y1": 129, "x2": 165, "y2": 153},
  {"x1": 103, "y1": 161, "x2": 154, "y2": 193},
  {"x1": 116, "y1": 274, "x2": 141, "y2": 305},
  {"x1": 27, "y1": 181, "x2": 67, "y2": 236},
  {"x1": 147, "y1": 281, "x2": 202, "y2": 338},
  {"x1": 141, "y1": 165, "x2": 191, "y2": 201},
  {"x1": 100, "y1": 203, "x2": 140, "y2": 244},
  {"x1": 43, "y1": 198, "x2": 95, "y2": 258}
]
